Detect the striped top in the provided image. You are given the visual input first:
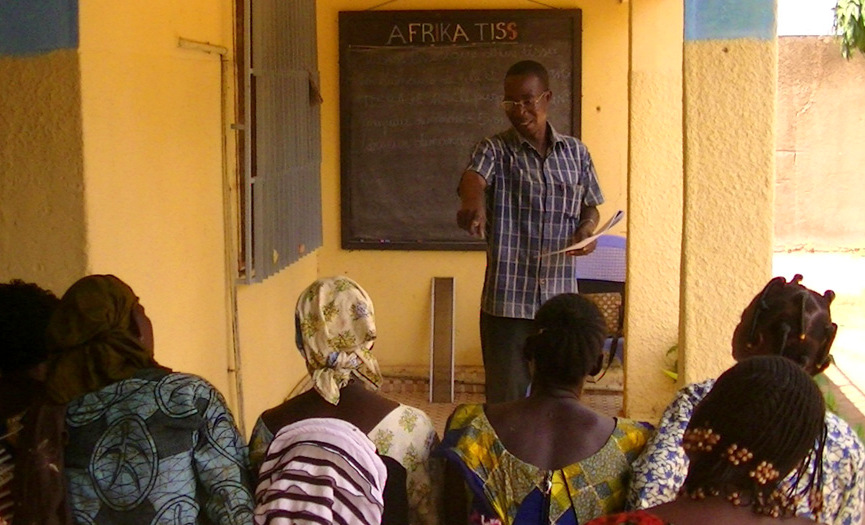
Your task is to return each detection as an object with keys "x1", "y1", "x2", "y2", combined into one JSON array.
[
  {"x1": 255, "y1": 418, "x2": 387, "y2": 525},
  {"x1": 1, "y1": 413, "x2": 22, "y2": 525},
  {"x1": 467, "y1": 125, "x2": 604, "y2": 319},
  {"x1": 250, "y1": 404, "x2": 442, "y2": 525},
  {"x1": 0, "y1": 439, "x2": 12, "y2": 525}
]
